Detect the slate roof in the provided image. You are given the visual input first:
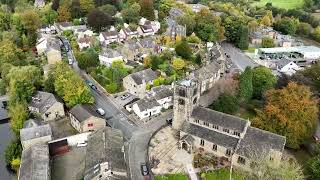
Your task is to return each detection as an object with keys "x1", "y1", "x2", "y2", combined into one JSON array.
[
  {"x1": 275, "y1": 59, "x2": 294, "y2": 69},
  {"x1": 192, "y1": 62, "x2": 221, "y2": 81},
  {"x1": 46, "y1": 38, "x2": 61, "y2": 52},
  {"x1": 135, "y1": 98, "x2": 161, "y2": 111},
  {"x1": 122, "y1": 27, "x2": 138, "y2": 36},
  {"x1": 69, "y1": 104, "x2": 101, "y2": 122},
  {"x1": 23, "y1": 119, "x2": 42, "y2": 128},
  {"x1": 139, "y1": 37, "x2": 156, "y2": 48},
  {"x1": 102, "y1": 31, "x2": 119, "y2": 39},
  {"x1": 154, "y1": 87, "x2": 173, "y2": 100},
  {"x1": 169, "y1": 8, "x2": 184, "y2": 18},
  {"x1": 20, "y1": 124, "x2": 52, "y2": 141},
  {"x1": 100, "y1": 48, "x2": 122, "y2": 58},
  {"x1": 181, "y1": 122, "x2": 239, "y2": 149},
  {"x1": 237, "y1": 127, "x2": 286, "y2": 158},
  {"x1": 18, "y1": 144, "x2": 50, "y2": 180},
  {"x1": 84, "y1": 127, "x2": 128, "y2": 180},
  {"x1": 191, "y1": 106, "x2": 248, "y2": 132},
  {"x1": 129, "y1": 68, "x2": 158, "y2": 85},
  {"x1": 29, "y1": 91, "x2": 61, "y2": 114}
]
